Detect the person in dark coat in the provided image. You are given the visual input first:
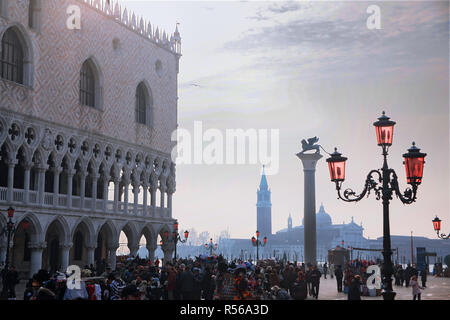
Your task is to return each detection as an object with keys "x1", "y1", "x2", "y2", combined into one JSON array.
[
  {"x1": 420, "y1": 268, "x2": 427, "y2": 288},
  {"x1": 310, "y1": 265, "x2": 322, "y2": 299},
  {"x1": 348, "y1": 275, "x2": 361, "y2": 300},
  {"x1": 404, "y1": 264, "x2": 412, "y2": 287},
  {"x1": 335, "y1": 265, "x2": 344, "y2": 292},
  {"x1": 323, "y1": 263, "x2": 328, "y2": 279},
  {"x1": 178, "y1": 264, "x2": 194, "y2": 300},
  {"x1": 396, "y1": 266, "x2": 404, "y2": 286},
  {"x1": 5, "y1": 265, "x2": 19, "y2": 299}
]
